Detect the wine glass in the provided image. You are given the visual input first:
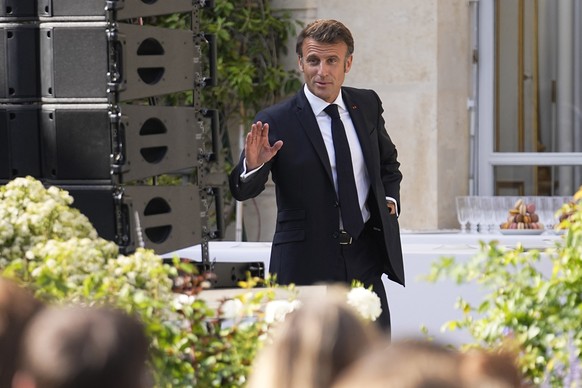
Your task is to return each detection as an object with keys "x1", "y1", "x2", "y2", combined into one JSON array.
[
  {"x1": 534, "y1": 196, "x2": 552, "y2": 233},
  {"x1": 466, "y1": 196, "x2": 481, "y2": 233},
  {"x1": 494, "y1": 196, "x2": 512, "y2": 232},
  {"x1": 456, "y1": 196, "x2": 470, "y2": 233},
  {"x1": 490, "y1": 196, "x2": 507, "y2": 233}
]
